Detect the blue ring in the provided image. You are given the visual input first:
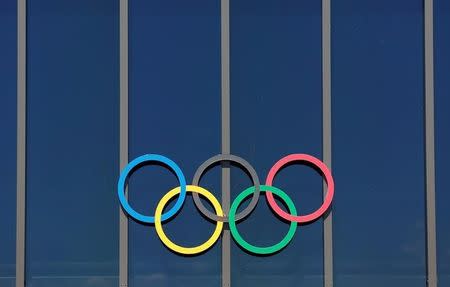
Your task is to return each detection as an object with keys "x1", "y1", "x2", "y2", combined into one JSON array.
[{"x1": 117, "y1": 154, "x2": 187, "y2": 223}]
